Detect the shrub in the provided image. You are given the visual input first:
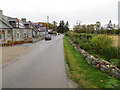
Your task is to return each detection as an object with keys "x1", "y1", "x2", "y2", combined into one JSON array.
[
  {"x1": 109, "y1": 59, "x2": 120, "y2": 68},
  {"x1": 102, "y1": 46, "x2": 119, "y2": 60},
  {"x1": 90, "y1": 35, "x2": 113, "y2": 54},
  {"x1": 15, "y1": 41, "x2": 25, "y2": 44},
  {"x1": 3, "y1": 41, "x2": 15, "y2": 46},
  {"x1": 67, "y1": 32, "x2": 120, "y2": 64},
  {"x1": 79, "y1": 42, "x2": 91, "y2": 51},
  {"x1": 27, "y1": 40, "x2": 33, "y2": 43}
]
